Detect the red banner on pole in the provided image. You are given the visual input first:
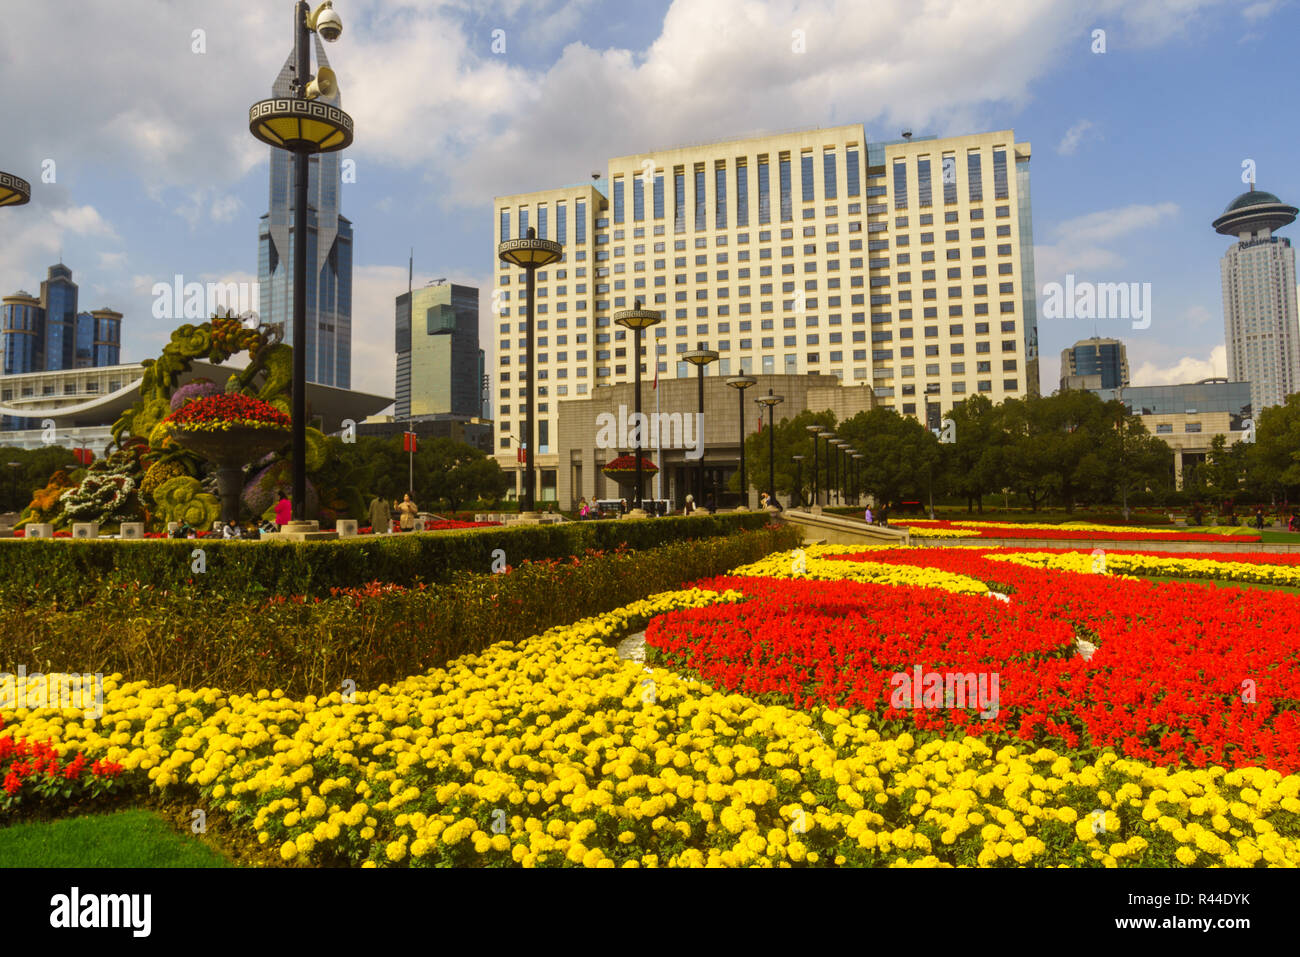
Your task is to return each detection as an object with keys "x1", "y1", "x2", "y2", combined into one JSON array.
[{"x1": 403, "y1": 432, "x2": 417, "y2": 452}]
